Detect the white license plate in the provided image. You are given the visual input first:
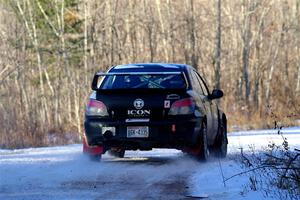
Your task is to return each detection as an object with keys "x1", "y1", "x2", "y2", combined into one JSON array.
[{"x1": 127, "y1": 126, "x2": 149, "y2": 138}]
